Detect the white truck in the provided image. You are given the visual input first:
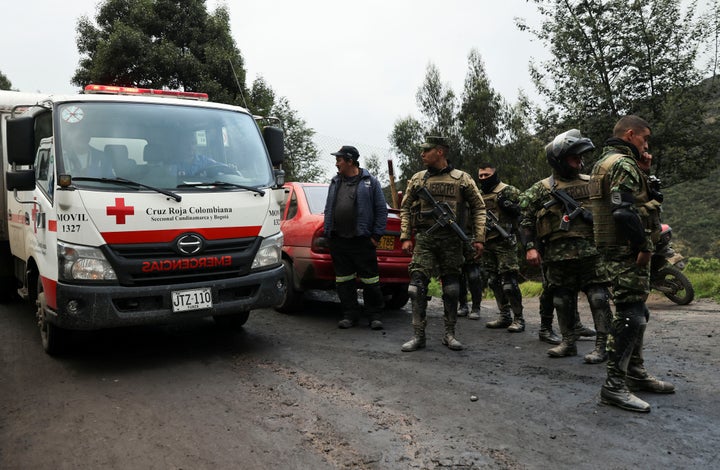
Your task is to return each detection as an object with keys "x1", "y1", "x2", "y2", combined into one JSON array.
[{"x1": 0, "y1": 85, "x2": 287, "y2": 354}]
